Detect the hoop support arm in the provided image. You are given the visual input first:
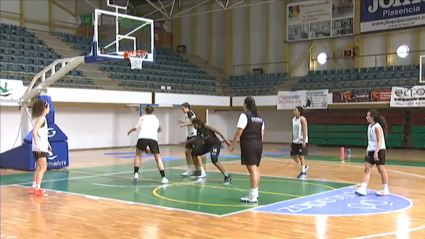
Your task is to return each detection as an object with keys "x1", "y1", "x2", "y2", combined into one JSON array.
[{"x1": 20, "y1": 56, "x2": 85, "y2": 105}]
